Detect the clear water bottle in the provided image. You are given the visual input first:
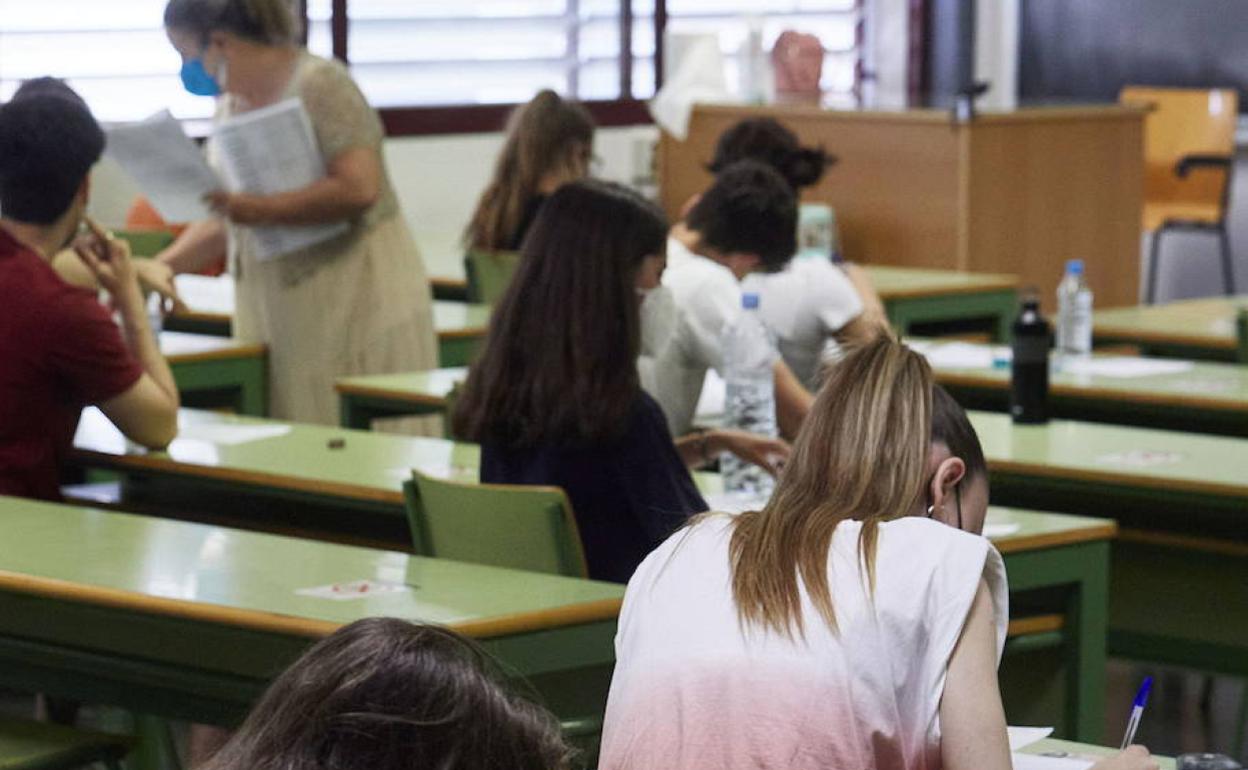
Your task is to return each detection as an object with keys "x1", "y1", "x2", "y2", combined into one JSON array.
[
  {"x1": 1056, "y1": 259, "x2": 1093, "y2": 363},
  {"x1": 721, "y1": 292, "x2": 777, "y2": 498}
]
